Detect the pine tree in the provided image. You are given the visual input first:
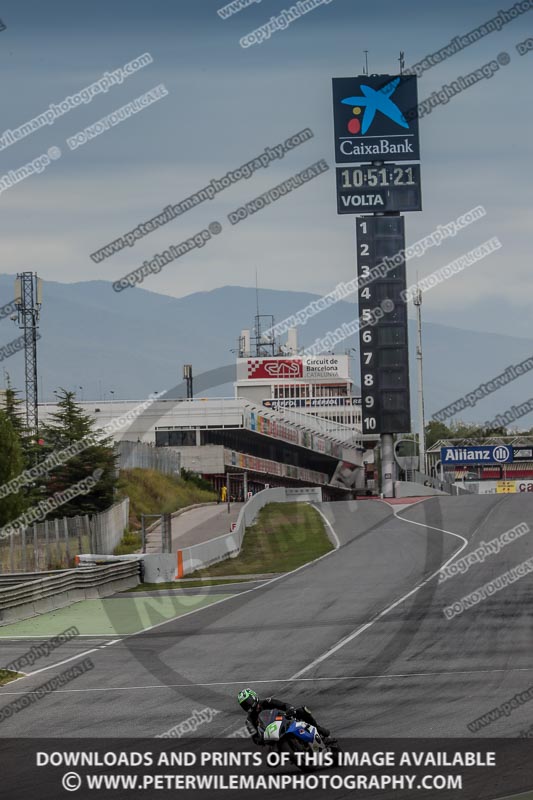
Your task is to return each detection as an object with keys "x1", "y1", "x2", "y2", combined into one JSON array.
[
  {"x1": 2, "y1": 374, "x2": 35, "y2": 467},
  {"x1": 0, "y1": 410, "x2": 27, "y2": 527},
  {"x1": 38, "y1": 389, "x2": 118, "y2": 517}
]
